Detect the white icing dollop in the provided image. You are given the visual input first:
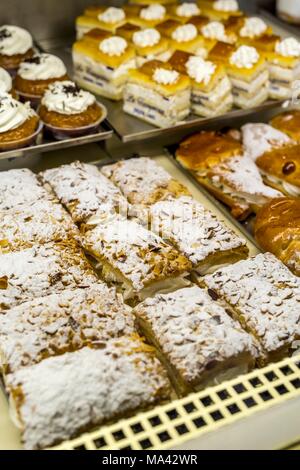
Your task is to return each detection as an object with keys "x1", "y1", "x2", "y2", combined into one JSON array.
[
  {"x1": 140, "y1": 4, "x2": 166, "y2": 21},
  {"x1": 18, "y1": 54, "x2": 67, "y2": 81},
  {"x1": 0, "y1": 25, "x2": 33, "y2": 56},
  {"x1": 153, "y1": 67, "x2": 179, "y2": 85},
  {"x1": 230, "y1": 45, "x2": 259, "y2": 69},
  {"x1": 133, "y1": 29, "x2": 161, "y2": 48},
  {"x1": 214, "y1": 0, "x2": 239, "y2": 12},
  {"x1": 201, "y1": 21, "x2": 228, "y2": 41},
  {"x1": 172, "y1": 24, "x2": 197, "y2": 43},
  {"x1": 0, "y1": 93, "x2": 35, "y2": 133},
  {"x1": 99, "y1": 36, "x2": 128, "y2": 57},
  {"x1": 98, "y1": 7, "x2": 126, "y2": 24},
  {"x1": 0, "y1": 67, "x2": 12, "y2": 93},
  {"x1": 176, "y1": 3, "x2": 201, "y2": 18},
  {"x1": 240, "y1": 17, "x2": 267, "y2": 38},
  {"x1": 186, "y1": 56, "x2": 216, "y2": 84},
  {"x1": 41, "y1": 81, "x2": 96, "y2": 116},
  {"x1": 275, "y1": 37, "x2": 300, "y2": 58}
]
